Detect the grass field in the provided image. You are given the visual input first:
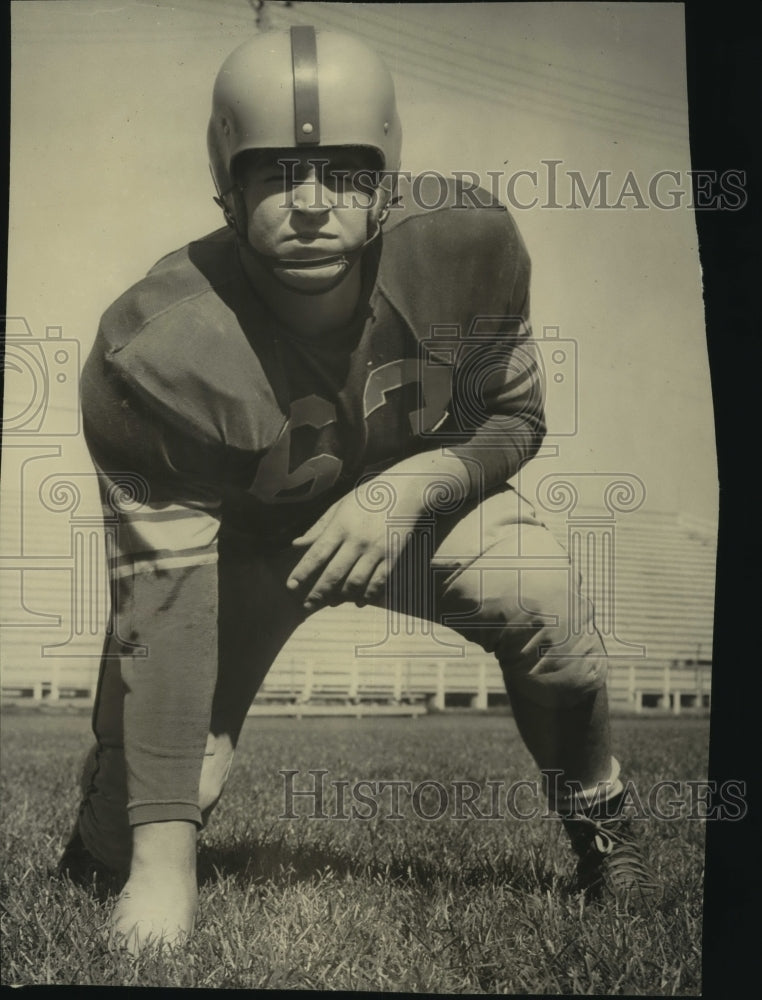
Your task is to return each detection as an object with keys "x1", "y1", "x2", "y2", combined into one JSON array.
[{"x1": 0, "y1": 708, "x2": 708, "y2": 992}]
